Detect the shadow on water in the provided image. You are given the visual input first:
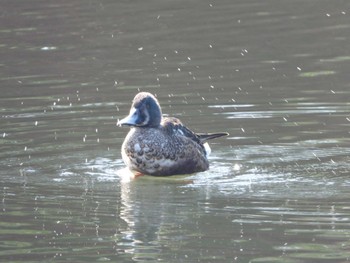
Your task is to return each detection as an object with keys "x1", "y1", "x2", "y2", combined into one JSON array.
[{"x1": 1, "y1": 0, "x2": 350, "y2": 262}]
